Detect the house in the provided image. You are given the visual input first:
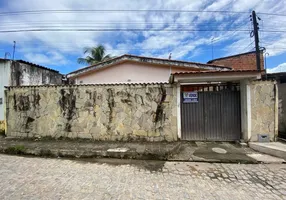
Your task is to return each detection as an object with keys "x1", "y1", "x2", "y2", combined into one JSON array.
[
  {"x1": 4, "y1": 51, "x2": 277, "y2": 143},
  {"x1": 67, "y1": 54, "x2": 231, "y2": 84},
  {"x1": 6, "y1": 68, "x2": 275, "y2": 143},
  {"x1": 64, "y1": 53, "x2": 277, "y2": 142},
  {"x1": 0, "y1": 59, "x2": 63, "y2": 121}
]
